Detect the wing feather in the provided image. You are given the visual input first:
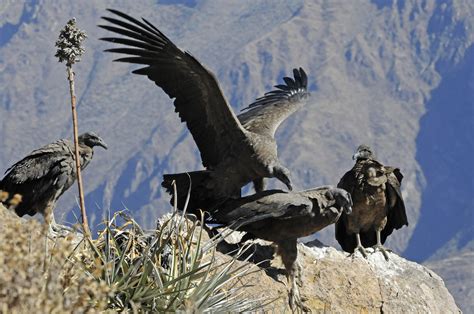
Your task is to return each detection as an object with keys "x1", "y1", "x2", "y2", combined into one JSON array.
[
  {"x1": 238, "y1": 68, "x2": 310, "y2": 137},
  {"x1": 214, "y1": 190, "x2": 313, "y2": 227},
  {"x1": 0, "y1": 140, "x2": 75, "y2": 216},
  {"x1": 335, "y1": 169, "x2": 358, "y2": 251},
  {"x1": 336, "y1": 169, "x2": 356, "y2": 195},
  {"x1": 382, "y1": 168, "x2": 409, "y2": 242},
  {"x1": 100, "y1": 9, "x2": 248, "y2": 168}
]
